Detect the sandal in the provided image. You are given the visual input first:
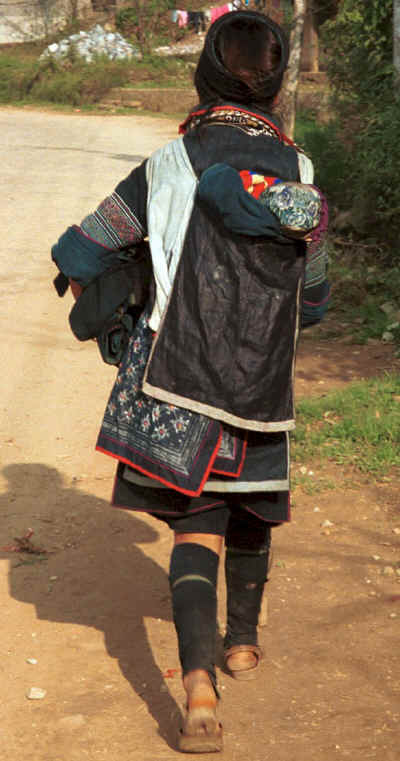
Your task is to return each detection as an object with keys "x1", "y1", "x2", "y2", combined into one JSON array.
[
  {"x1": 224, "y1": 644, "x2": 263, "y2": 681},
  {"x1": 179, "y1": 706, "x2": 223, "y2": 753}
]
